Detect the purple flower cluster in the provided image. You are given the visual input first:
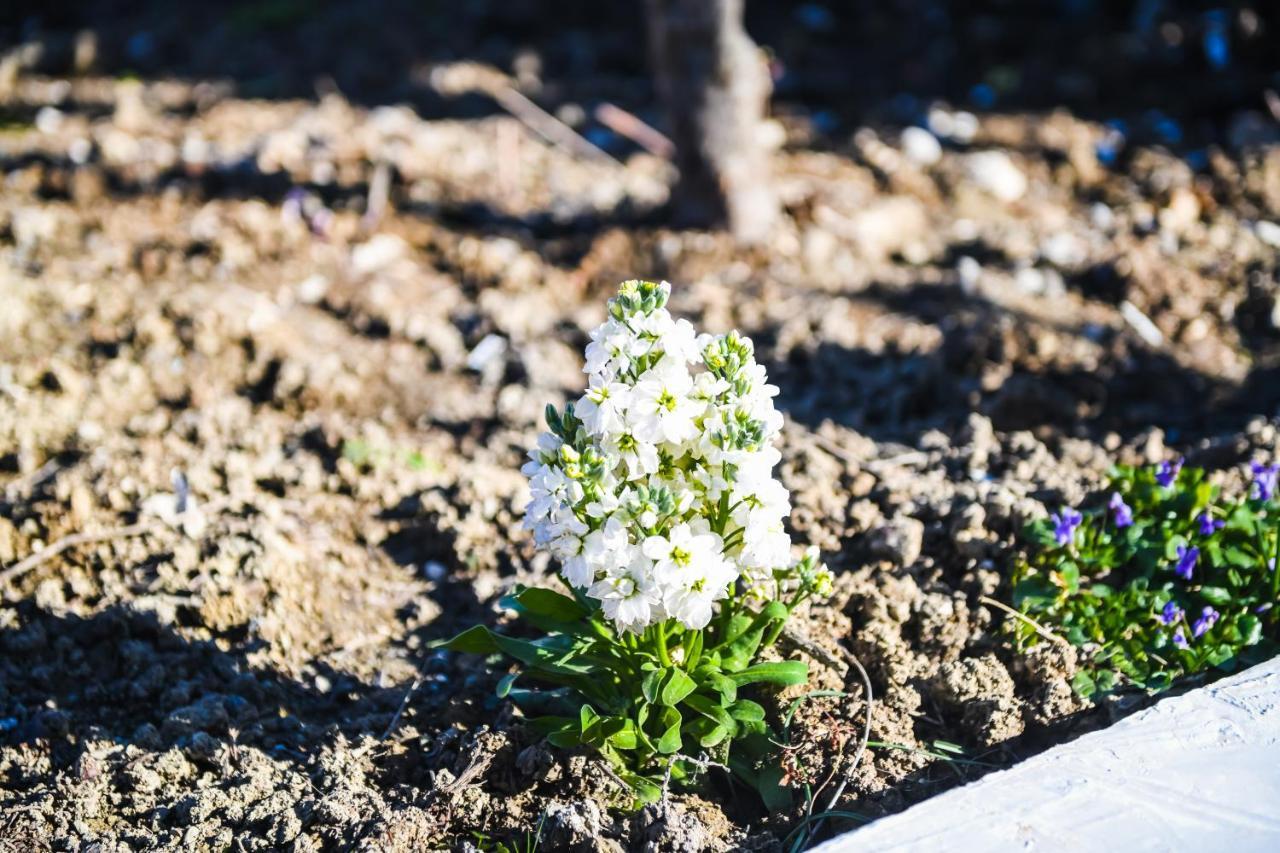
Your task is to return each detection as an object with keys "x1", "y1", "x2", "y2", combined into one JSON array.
[
  {"x1": 1173, "y1": 544, "x2": 1199, "y2": 580},
  {"x1": 1109, "y1": 492, "x2": 1133, "y2": 528},
  {"x1": 1197, "y1": 512, "x2": 1224, "y2": 537},
  {"x1": 1051, "y1": 508, "x2": 1083, "y2": 547},
  {"x1": 1155, "y1": 457, "x2": 1183, "y2": 488},
  {"x1": 1252, "y1": 462, "x2": 1278, "y2": 502},
  {"x1": 1157, "y1": 601, "x2": 1184, "y2": 625},
  {"x1": 1192, "y1": 606, "x2": 1219, "y2": 638}
]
